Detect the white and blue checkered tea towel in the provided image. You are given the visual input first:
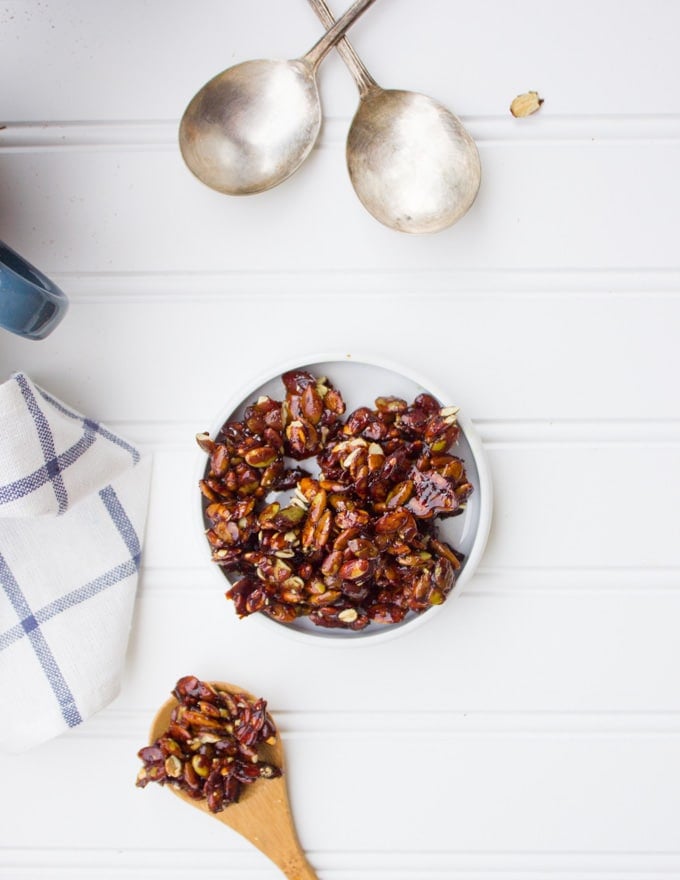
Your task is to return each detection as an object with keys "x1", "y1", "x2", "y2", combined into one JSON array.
[{"x1": 0, "y1": 373, "x2": 152, "y2": 752}]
